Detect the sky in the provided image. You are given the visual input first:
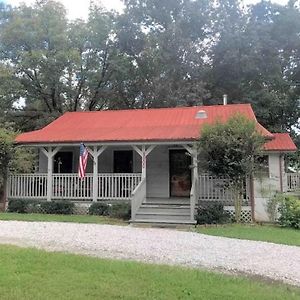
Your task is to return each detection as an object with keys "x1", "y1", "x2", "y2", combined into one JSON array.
[{"x1": 3, "y1": 0, "x2": 290, "y2": 20}]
